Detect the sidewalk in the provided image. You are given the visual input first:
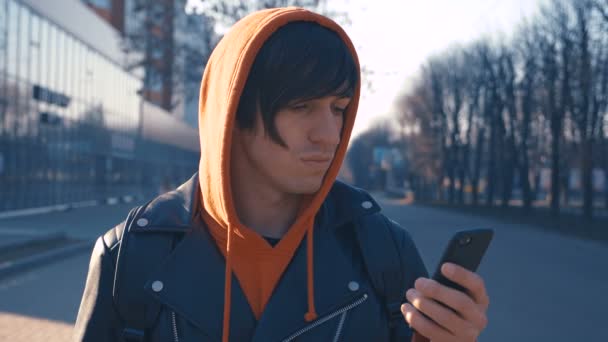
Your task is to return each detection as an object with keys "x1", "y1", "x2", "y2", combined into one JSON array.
[
  {"x1": 415, "y1": 200, "x2": 608, "y2": 245},
  {"x1": 0, "y1": 201, "x2": 142, "y2": 239},
  {"x1": 0, "y1": 312, "x2": 73, "y2": 342},
  {"x1": 0, "y1": 200, "x2": 145, "y2": 280}
]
